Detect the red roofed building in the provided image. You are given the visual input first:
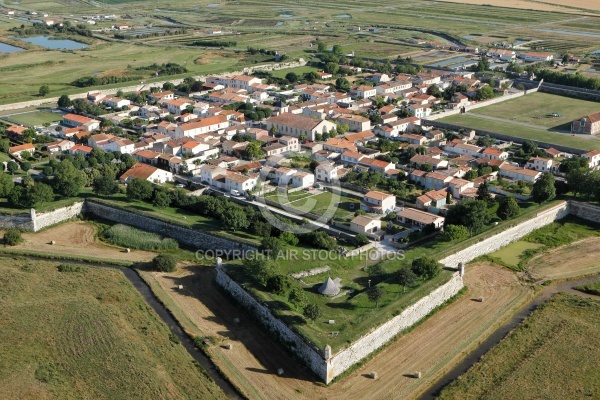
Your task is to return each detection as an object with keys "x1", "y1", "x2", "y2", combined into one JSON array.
[
  {"x1": 63, "y1": 113, "x2": 100, "y2": 132},
  {"x1": 120, "y1": 162, "x2": 173, "y2": 183}
]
